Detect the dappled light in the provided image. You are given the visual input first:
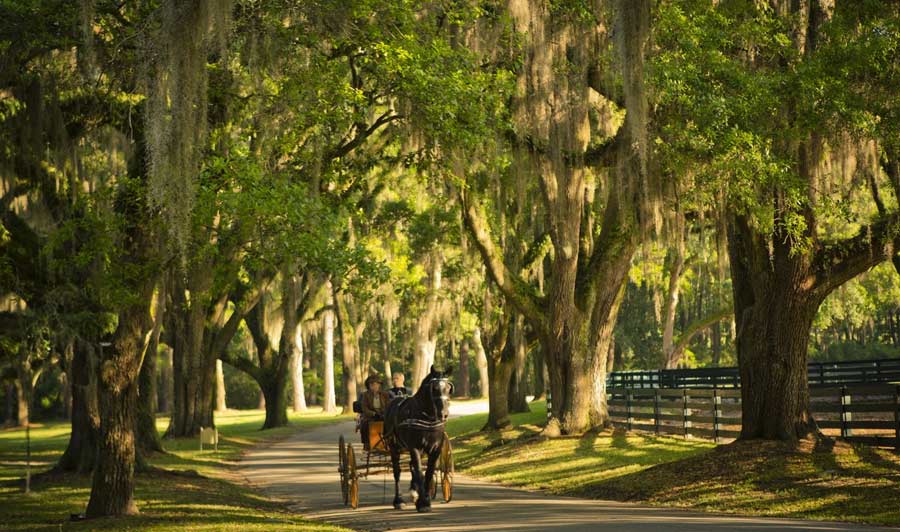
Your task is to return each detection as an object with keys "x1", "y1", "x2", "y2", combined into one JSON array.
[{"x1": 3, "y1": 0, "x2": 900, "y2": 529}]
